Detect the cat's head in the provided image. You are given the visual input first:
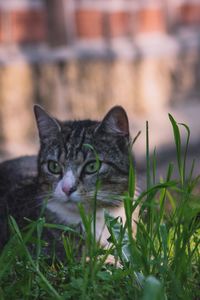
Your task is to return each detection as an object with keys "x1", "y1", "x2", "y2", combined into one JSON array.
[{"x1": 34, "y1": 105, "x2": 134, "y2": 208}]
